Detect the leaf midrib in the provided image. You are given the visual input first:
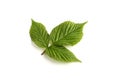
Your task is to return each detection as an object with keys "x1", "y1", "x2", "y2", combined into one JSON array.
[
  {"x1": 34, "y1": 23, "x2": 48, "y2": 47},
  {"x1": 53, "y1": 25, "x2": 81, "y2": 44}
]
